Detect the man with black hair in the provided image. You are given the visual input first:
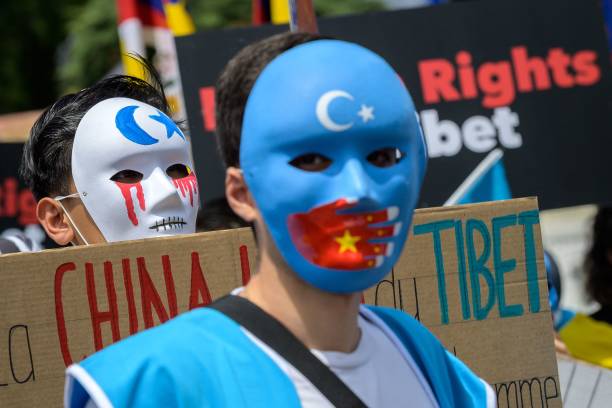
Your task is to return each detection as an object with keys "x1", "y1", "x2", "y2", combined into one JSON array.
[
  {"x1": 64, "y1": 33, "x2": 494, "y2": 407},
  {"x1": 20, "y1": 71, "x2": 199, "y2": 246}
]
